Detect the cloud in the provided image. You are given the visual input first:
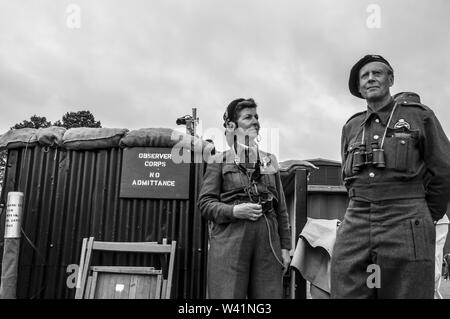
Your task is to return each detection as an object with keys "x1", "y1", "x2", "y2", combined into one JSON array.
[{"x1": 1, "y1": 0, "x2": 449, "y2": 162}]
